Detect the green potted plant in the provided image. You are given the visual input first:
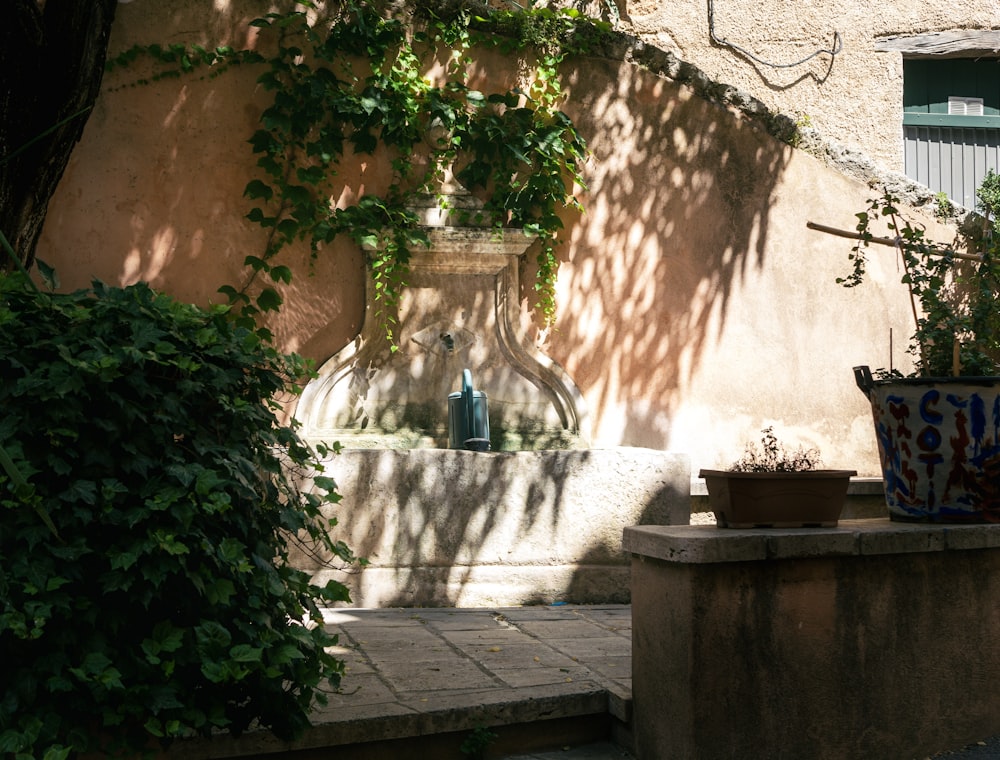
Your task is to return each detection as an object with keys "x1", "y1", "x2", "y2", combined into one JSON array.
[
  {"x1": 840, "y1": 172, "x2": 1000, "y2": 522},
  {"x1": 699, "y1": 427, "x2": 856, "y2": 528}
]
